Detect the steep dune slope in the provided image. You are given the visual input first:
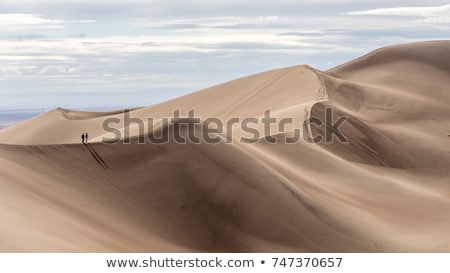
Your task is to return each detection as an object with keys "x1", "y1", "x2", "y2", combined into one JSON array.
[
  {"x1": 317, "y1": 41, "x2": 450, "y2": 170},
  {"x1": 0, "y1": 65, "x2": 324, "y2": 145},
  {"x1": 0, "y1": 41, "x2": 449, "y2": 252},
  {"x1": 0, "y1": 136, "x2": 366, "y2": 252}
]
